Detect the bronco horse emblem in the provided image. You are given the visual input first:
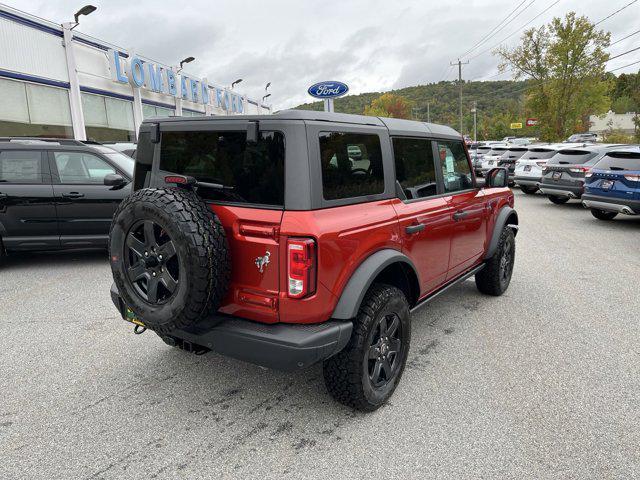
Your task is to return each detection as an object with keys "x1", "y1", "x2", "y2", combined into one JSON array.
[{"x1": 255, "y1": 251, "x2": 271, "y2": 273}]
